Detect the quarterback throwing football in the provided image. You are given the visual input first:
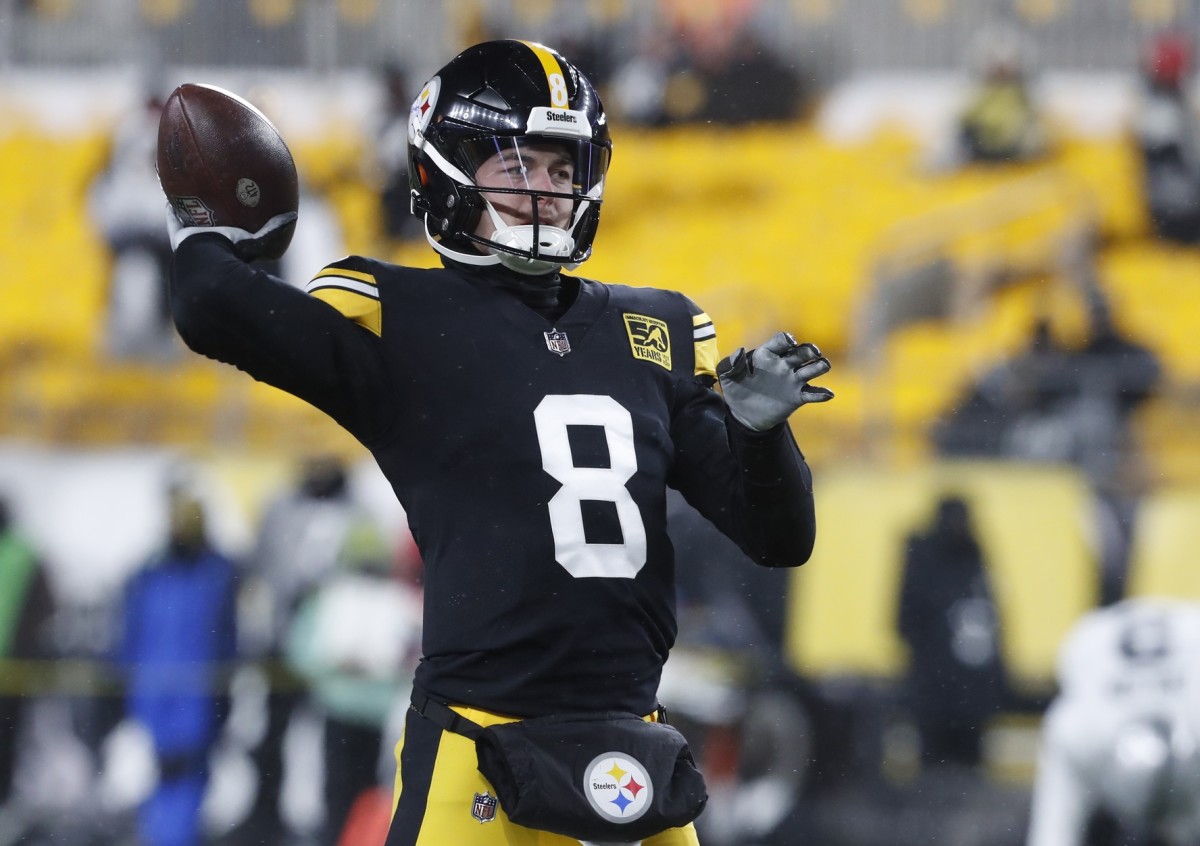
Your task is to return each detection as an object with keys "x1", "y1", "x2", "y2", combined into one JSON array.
[{"x1": 166, "y1": 40, "x2": 832, "y2": 846}]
